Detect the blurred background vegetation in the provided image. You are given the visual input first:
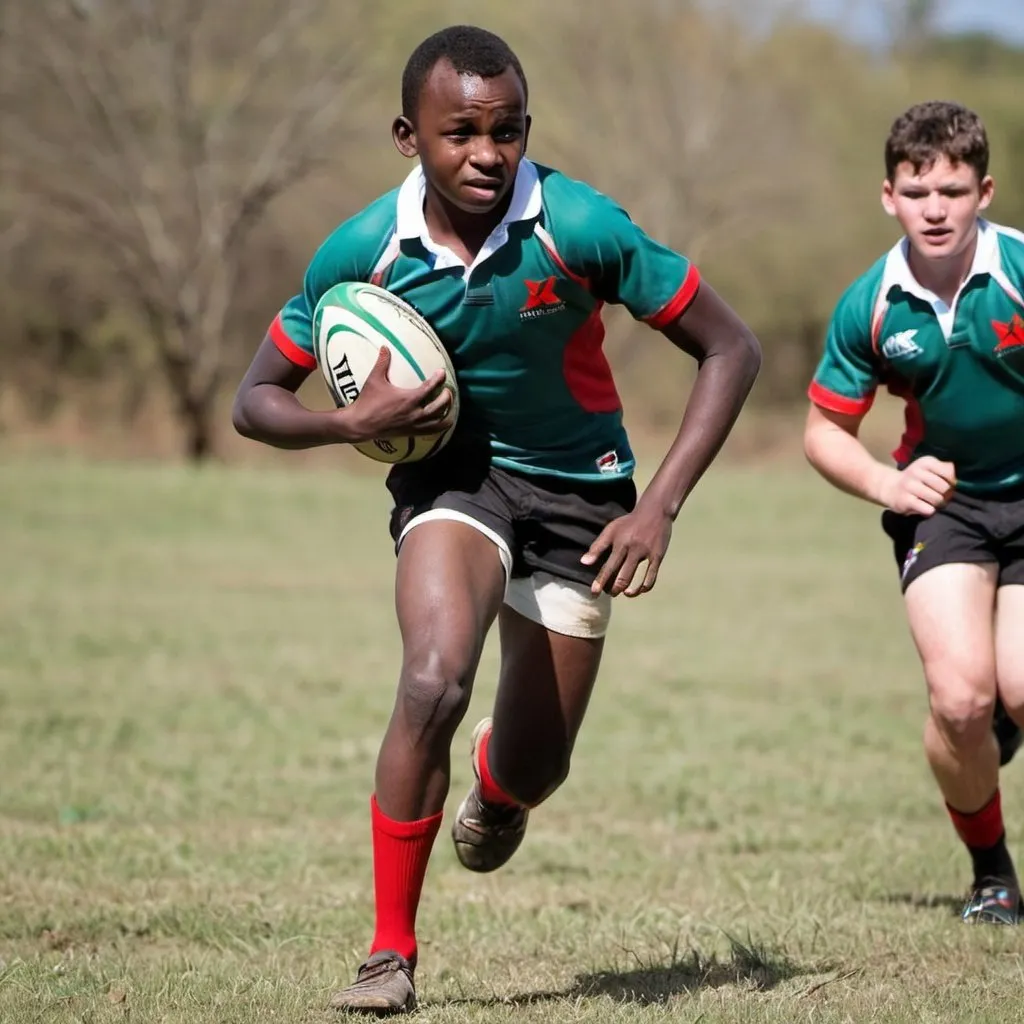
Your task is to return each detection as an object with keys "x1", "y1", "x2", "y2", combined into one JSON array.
[{"x1": 1, "y1": 0, "x2": 1022, "y2": 460}]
